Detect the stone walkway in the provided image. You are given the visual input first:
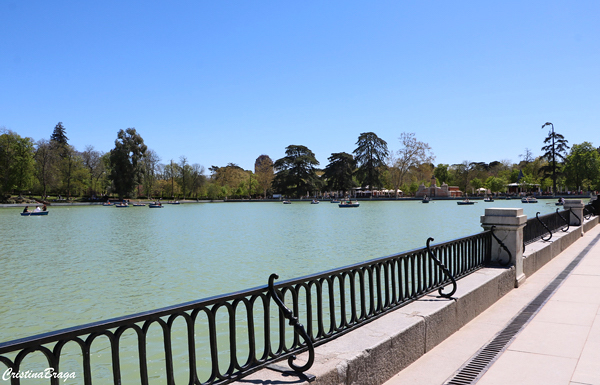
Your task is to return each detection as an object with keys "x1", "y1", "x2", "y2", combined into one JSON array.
[{"x1": 384, "y1": 224, "x2": 600, "y2": 385}]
